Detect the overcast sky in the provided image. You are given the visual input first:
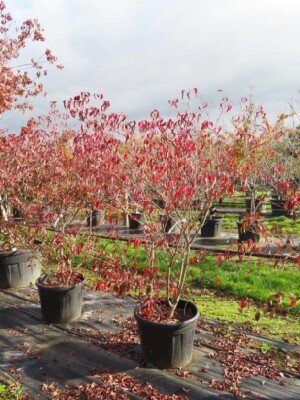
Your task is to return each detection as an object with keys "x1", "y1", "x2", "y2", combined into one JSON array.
[{"x1": 4, "y1": 0, "x2": 300, "y2": 132}]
